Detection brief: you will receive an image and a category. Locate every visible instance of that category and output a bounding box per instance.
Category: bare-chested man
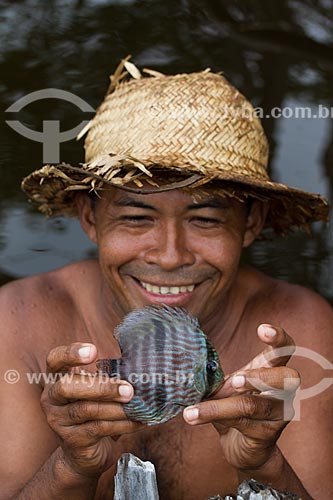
[1,60,332,500]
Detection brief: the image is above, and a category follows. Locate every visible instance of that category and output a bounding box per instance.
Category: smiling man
[79,187,258,319]
[1,60,332,500]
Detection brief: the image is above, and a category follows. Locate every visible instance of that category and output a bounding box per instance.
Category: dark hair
[245,196,254,215]
[89,191,98,211]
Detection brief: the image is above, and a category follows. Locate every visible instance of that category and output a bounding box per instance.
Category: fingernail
[232,375,245,388]
[78,346,91,359]
[263,326,276,338]
[119,385,132,398]
[185,407,199,421]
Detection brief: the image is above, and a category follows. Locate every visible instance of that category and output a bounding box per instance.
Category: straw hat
[22,57,329,235]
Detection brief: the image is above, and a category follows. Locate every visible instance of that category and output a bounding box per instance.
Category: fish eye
[206,360,218,374]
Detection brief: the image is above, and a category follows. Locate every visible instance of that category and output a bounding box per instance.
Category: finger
[47,373,134,405]
[211,326,296,400]
[46,343,97,374]
[42,400,136,432]
[215,417,285,441]
[62,419,144,446]
[184,394,287,425]
[231,367,301,394]
[245,325,295,370]
[63,401,128,425]
[209,374,236,399]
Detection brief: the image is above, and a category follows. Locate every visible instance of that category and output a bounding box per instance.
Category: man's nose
[144,220,195,270]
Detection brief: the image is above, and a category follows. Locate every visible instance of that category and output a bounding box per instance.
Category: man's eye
[191,217,221,226]
[120,215,152,223]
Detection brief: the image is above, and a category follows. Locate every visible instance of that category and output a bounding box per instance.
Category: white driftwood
[113,453,159,500]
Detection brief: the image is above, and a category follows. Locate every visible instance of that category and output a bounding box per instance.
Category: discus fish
[96,304,224,425]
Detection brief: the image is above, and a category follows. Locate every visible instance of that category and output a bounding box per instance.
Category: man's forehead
[102,184,235,207]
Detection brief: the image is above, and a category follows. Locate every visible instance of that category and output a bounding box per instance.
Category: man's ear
[243,200,270,248]
[76,193,98,244]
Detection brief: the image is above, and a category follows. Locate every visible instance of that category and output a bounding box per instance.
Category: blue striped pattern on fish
[97,305,224,425]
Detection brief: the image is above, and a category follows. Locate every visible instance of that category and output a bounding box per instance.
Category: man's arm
[184,289,333,499]
[0,283,141,499]
[277,289,333,497]
[1,339,139,499]
[13,447,98,500]
[184,324,313,498]
[0,283,59,497]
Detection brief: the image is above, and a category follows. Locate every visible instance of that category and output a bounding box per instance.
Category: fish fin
[114,304,201,352]
[153,304,201,330]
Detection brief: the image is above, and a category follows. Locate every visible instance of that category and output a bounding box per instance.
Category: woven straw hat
[22,57,329,235]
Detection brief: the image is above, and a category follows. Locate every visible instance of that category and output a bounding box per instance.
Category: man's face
[80,186,260,323]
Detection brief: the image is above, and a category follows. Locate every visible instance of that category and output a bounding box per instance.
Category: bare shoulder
[276,280,333,337]
[0,267,69,334]
[242,266,333,349]
[0,260,100,364]
[0,259,100,314]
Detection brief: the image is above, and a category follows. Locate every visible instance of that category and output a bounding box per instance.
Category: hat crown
[84,71,269,181]
[21,61,329,234]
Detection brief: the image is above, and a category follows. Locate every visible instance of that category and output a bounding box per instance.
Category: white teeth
[139,281,195,295]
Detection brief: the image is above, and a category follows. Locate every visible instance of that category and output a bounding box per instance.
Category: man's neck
[200,268,250,352]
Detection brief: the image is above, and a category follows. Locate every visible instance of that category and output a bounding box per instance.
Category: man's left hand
[183,324,300,472]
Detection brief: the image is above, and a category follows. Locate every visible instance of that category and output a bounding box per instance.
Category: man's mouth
[125,275,210,307]
[139,280,195,295]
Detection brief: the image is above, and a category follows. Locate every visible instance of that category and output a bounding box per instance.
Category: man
[1,59,332,500]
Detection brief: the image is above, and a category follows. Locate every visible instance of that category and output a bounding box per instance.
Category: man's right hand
[41,342,143,478]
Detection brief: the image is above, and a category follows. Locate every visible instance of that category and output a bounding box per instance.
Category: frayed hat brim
[21,159,329,236]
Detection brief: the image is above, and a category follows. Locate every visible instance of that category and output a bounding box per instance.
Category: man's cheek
[99,237,136,262]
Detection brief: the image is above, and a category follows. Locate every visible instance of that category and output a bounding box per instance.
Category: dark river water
[0,0,332,300]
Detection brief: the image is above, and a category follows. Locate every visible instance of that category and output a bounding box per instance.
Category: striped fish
[97,304,224,425]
